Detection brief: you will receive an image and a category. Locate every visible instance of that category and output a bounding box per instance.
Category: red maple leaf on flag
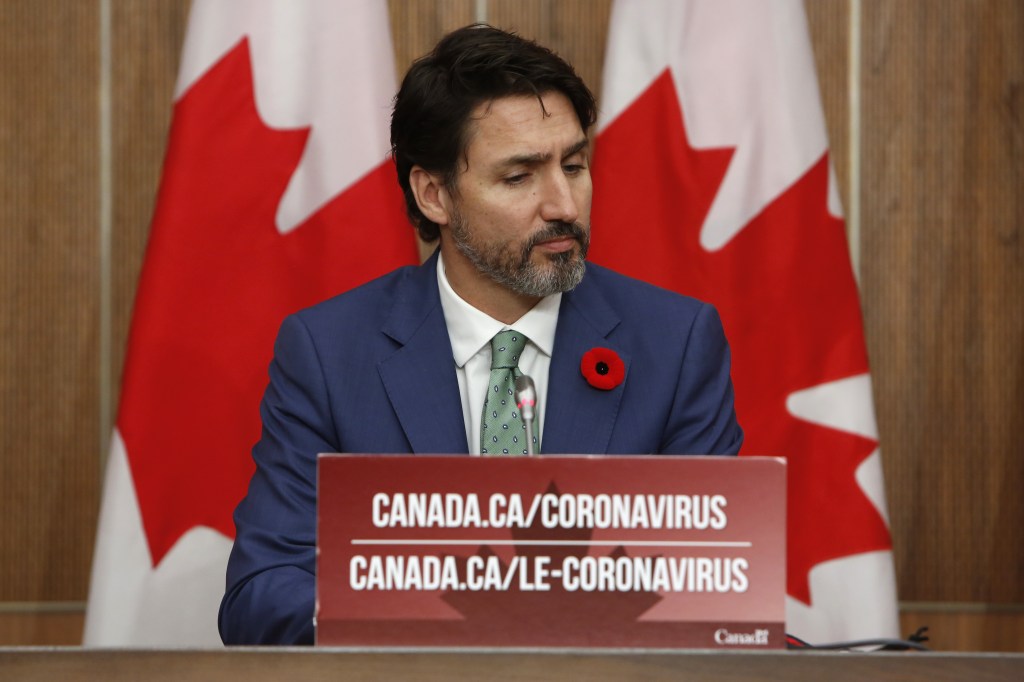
[590,69,891,604]
[118,39,418,566]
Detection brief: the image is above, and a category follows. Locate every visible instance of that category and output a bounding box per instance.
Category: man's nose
[539,172,580,225]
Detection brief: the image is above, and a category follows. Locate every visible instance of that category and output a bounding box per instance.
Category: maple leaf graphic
[118,39,418,566]
[439,482,662,646]
[589,69,891,604]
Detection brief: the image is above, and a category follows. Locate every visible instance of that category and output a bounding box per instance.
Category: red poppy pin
[580,347,625,390]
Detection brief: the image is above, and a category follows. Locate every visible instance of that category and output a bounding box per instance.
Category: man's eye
[504,174,529,185]
[563,164,585,175]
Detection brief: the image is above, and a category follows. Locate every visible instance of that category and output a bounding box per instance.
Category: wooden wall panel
[901,607,1024,652]
[805,0,851,221]
[388,0,476,79]
[0,1,101,602]
[0,610,85,646]
[860,0,1024,603]
[488,0,612,108]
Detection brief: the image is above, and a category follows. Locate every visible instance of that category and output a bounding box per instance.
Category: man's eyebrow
[562,138,589,159]
[496,138,590,169]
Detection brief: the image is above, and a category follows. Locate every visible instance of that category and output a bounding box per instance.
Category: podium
[316,455,786,649]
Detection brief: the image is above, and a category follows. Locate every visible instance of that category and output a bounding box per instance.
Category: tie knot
[490,329,527,370]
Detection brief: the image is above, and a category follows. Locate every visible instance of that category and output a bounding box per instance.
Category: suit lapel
[376,258,628,456]
[377,252,469,454]
[542,268,628,455]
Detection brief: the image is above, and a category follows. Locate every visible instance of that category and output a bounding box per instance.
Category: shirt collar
[437,252,560,368]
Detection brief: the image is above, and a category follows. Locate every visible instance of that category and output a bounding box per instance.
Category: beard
[449,211,590,298]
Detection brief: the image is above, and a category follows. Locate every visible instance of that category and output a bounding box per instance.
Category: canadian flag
[591,0,899,642]
[83,0,417,646]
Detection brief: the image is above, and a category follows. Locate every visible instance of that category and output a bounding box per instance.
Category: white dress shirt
[436,253,560,455]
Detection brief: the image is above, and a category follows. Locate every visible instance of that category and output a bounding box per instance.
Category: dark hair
[390,24,597,242]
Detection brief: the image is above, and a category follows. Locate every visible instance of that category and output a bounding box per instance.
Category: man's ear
[409,166,452,226]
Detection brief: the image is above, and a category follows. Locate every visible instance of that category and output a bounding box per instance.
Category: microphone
[514,374,538,456]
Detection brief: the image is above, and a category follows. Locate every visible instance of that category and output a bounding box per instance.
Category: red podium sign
[316,455,785,649]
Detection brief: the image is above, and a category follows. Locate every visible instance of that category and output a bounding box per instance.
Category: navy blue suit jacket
[219,251,742,644]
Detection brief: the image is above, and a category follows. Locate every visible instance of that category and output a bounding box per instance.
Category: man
[219,24,742,645]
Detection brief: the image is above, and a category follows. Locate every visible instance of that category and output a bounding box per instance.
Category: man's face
[442,91,592,299]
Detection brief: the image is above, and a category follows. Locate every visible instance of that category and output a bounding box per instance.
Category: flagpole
[848,0,863,285]
[98,0,114,475]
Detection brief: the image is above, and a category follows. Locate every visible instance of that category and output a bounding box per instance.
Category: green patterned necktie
[481,329,539,455]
